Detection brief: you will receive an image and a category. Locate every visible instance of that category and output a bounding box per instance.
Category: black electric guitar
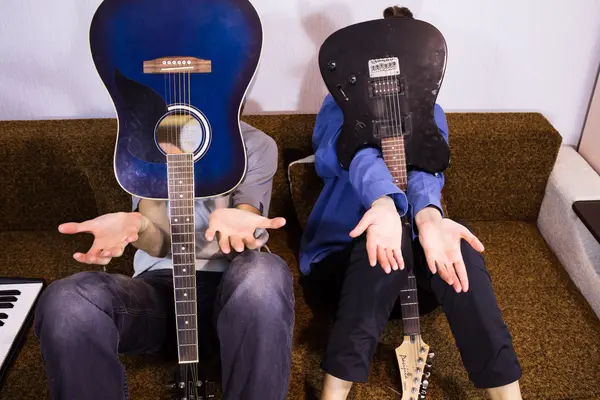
[319,16,446,399]
[318,17,450,172]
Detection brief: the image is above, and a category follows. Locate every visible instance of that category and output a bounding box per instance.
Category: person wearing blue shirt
[299,6,522,400]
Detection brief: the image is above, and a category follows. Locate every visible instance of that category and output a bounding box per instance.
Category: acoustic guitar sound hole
[156,109,208,158]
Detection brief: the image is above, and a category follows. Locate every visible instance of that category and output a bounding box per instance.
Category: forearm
[131,214,171,258]
[350,148,408,213]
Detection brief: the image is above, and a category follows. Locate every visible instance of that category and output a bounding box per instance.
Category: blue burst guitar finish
[90,1,262,398]
[90,0,263,199]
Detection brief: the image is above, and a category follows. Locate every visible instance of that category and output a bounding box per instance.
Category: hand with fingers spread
[58,212,147,265]
[416,208,485,293]
[205,208,286,254]
[349,196,404,274]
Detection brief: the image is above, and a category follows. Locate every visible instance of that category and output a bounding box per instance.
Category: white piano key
[0,282,43,368]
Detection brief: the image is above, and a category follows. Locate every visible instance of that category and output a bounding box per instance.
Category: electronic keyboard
[0,278,45,385]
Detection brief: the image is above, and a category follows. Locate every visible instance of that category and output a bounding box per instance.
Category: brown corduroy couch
[1,113,600,400]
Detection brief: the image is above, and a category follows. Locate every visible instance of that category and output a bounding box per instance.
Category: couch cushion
[0,121,99,231]
[0,112,561,227]
[2,224,600,400]
[0,230,134,282]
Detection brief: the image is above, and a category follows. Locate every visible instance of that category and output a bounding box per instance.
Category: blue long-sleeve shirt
[299,95,449,274]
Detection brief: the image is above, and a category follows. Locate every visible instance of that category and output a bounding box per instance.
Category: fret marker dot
[182,246,185,250]
[395,179,399,182]
[174,218,178,222]
[408,296,411,299]
[180,194,183,198]
[186,218,190,222]
[183,268,186,272]
[184,292,187,297]
[185,320,189,324]
[393,156,396,159]
[179,180,182,184]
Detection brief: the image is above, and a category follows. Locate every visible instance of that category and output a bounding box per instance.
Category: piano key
[0,296,18,302]
[0,321,3,327]
[0,282,43,373]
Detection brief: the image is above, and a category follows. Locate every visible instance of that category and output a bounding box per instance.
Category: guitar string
[186,64,199,387]
[188,64,200,392]
[388,59,424,389]
[385,67,424,387]
[185,62,199,388]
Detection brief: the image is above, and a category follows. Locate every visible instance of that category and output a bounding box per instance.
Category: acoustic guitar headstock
[395,335,434,400]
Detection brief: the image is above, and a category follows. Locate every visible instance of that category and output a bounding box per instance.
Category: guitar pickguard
[114,69,168,164]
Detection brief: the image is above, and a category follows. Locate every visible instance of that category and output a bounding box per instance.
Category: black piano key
[0,303,14,309]
[0,320,3,326]
[0,313,7,319]
[0,290,20,296]
[0,296,18,302]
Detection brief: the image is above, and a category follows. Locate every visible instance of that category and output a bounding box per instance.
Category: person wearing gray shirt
[33,122,295,400]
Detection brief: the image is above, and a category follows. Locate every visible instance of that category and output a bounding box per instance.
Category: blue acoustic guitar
[89,0,262,398]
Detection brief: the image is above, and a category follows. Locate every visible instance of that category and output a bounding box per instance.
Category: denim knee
[34,272,114,347]
[220,251,294,318]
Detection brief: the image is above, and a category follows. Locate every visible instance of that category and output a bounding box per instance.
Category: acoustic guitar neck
[166,153,199,364]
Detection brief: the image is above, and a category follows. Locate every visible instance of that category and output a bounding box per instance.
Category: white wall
[1,0,600,145]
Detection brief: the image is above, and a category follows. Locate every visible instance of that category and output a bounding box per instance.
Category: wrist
[371,195,395,209]
[415,206,442,228]
[136,213,150,233]
[236,203,261,216]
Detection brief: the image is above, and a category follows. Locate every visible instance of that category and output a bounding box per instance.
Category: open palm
[205,208,286,253]
[59,212,145,265]
[418,218,484,293]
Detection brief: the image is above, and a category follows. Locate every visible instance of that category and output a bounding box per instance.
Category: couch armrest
[538,146,600,319]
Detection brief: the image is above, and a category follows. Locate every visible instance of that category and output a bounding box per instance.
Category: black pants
[34,251,295,400]
[301,231,522,388]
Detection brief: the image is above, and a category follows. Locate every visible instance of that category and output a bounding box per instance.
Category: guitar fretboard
[381,136,420,336]
[167,153,198,363]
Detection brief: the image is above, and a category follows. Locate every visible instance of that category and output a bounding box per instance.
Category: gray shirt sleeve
[232,122,278,217]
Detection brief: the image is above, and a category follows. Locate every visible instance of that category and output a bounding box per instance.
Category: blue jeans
[34,251,295,400]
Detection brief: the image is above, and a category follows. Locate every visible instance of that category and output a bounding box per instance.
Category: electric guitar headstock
[395,335,434,400]
[170,364,217,400]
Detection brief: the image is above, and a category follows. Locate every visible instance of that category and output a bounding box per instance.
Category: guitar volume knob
[328,61,337,71]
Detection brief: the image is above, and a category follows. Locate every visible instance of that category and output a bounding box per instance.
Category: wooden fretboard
[167,153,199,363]
[381,136,420,336]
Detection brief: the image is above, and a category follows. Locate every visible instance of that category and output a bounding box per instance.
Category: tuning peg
[428,352,435,360]
[424,372,431,379]
[422,380,429,390]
